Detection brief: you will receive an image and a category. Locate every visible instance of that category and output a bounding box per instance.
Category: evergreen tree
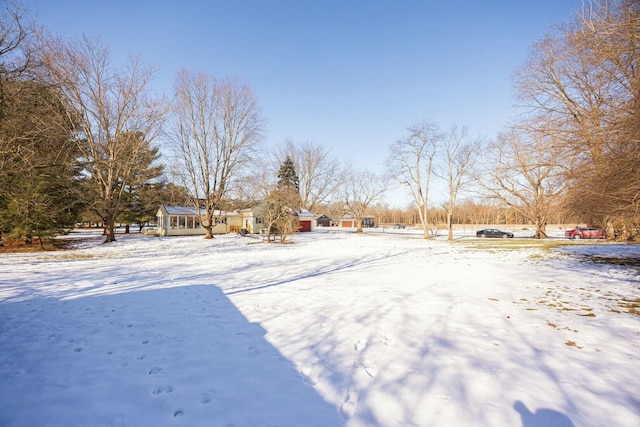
[115,138,164,233]
[277,155,300,192]
[276,155,302,209]
[0,80,84,244]
[265,156,303,242]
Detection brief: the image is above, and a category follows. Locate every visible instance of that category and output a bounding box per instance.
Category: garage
[298,220,312,232]
[296,209,315,232]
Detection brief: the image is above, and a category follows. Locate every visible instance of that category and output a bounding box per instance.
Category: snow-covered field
[1,230,638,427]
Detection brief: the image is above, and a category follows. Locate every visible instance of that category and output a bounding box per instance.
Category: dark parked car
[393,223,405,229]
[564,227,606,239]
[476,228,514,238]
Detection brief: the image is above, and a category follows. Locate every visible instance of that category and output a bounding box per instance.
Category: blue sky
[30,0,581,205]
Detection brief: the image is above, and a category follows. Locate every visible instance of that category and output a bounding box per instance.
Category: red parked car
[564,227,606,239]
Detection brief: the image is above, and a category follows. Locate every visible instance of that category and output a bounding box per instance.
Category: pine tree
[277,155,300,192]
[0,80,84,245]
[266,156,303,242]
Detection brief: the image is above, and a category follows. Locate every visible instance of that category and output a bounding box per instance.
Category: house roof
[296,209,315,218]
[160,205,239,216]
[164,205,200,215]
[338,214,374,220]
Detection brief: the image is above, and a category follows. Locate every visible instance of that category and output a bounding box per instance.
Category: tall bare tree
[1,0,36,171]
[341,169,386,233]
[36,34,165,242]
[273,139,348,212]
[515,0,639,236]
[0,1,35,110]
[388,121,443,239]
[170,70,265,238]
[476,128,567,238]
[435,125,480,240]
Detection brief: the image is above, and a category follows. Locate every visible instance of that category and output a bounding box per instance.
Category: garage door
[298,220,312,232]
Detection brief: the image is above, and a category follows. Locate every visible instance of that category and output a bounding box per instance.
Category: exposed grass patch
[455,238,571,252]
[565,340,583,349]
[578,254,640,268]
[619,297,640,315]
[0,238,79,253]
[56,254,97,260]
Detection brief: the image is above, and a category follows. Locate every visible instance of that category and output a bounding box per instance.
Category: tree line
[1,0,637,245]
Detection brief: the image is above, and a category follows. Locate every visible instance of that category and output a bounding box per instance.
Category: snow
[1,229,639,427]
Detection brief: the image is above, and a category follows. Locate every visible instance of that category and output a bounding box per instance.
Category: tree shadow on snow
[0,285,342,427]
[514,400,575,427]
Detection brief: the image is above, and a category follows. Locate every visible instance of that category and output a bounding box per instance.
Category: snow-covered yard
[1,230,638,426]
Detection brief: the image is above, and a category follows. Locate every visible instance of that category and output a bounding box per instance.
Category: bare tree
[35,35,165,242]
[263,189,300,243]
[515,0,640,236]
[476,128,567,238]
[261,155,302,243]
[273,139,348,212]
[435,125,480,240]
[0,1,35,103]
[388,121,443,239]
[170,70,265,238]
[341,169,386,233]
[0,0,36,172]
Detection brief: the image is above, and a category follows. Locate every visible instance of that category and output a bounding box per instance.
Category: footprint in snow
[199,388,229,405]
[148,367,163,376]
[355,358,378,378]
[200,393,213,405]
[151,385,174,395]
[354,338,367,352]
[339,388,359,419]
[381,335,395,346]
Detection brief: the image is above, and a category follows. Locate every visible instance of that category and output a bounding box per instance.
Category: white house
[156,205,243,236]
[155,203,316,237]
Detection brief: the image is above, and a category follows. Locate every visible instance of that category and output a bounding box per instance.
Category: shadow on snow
[0,285,342,427]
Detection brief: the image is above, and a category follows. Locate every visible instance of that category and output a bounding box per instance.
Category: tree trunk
[419,206,430,239]
[203,225,213,239]
[534,216,547,239]
[104,222,116,243]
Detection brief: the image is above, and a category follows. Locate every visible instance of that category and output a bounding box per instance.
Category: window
[170,216,178,228]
